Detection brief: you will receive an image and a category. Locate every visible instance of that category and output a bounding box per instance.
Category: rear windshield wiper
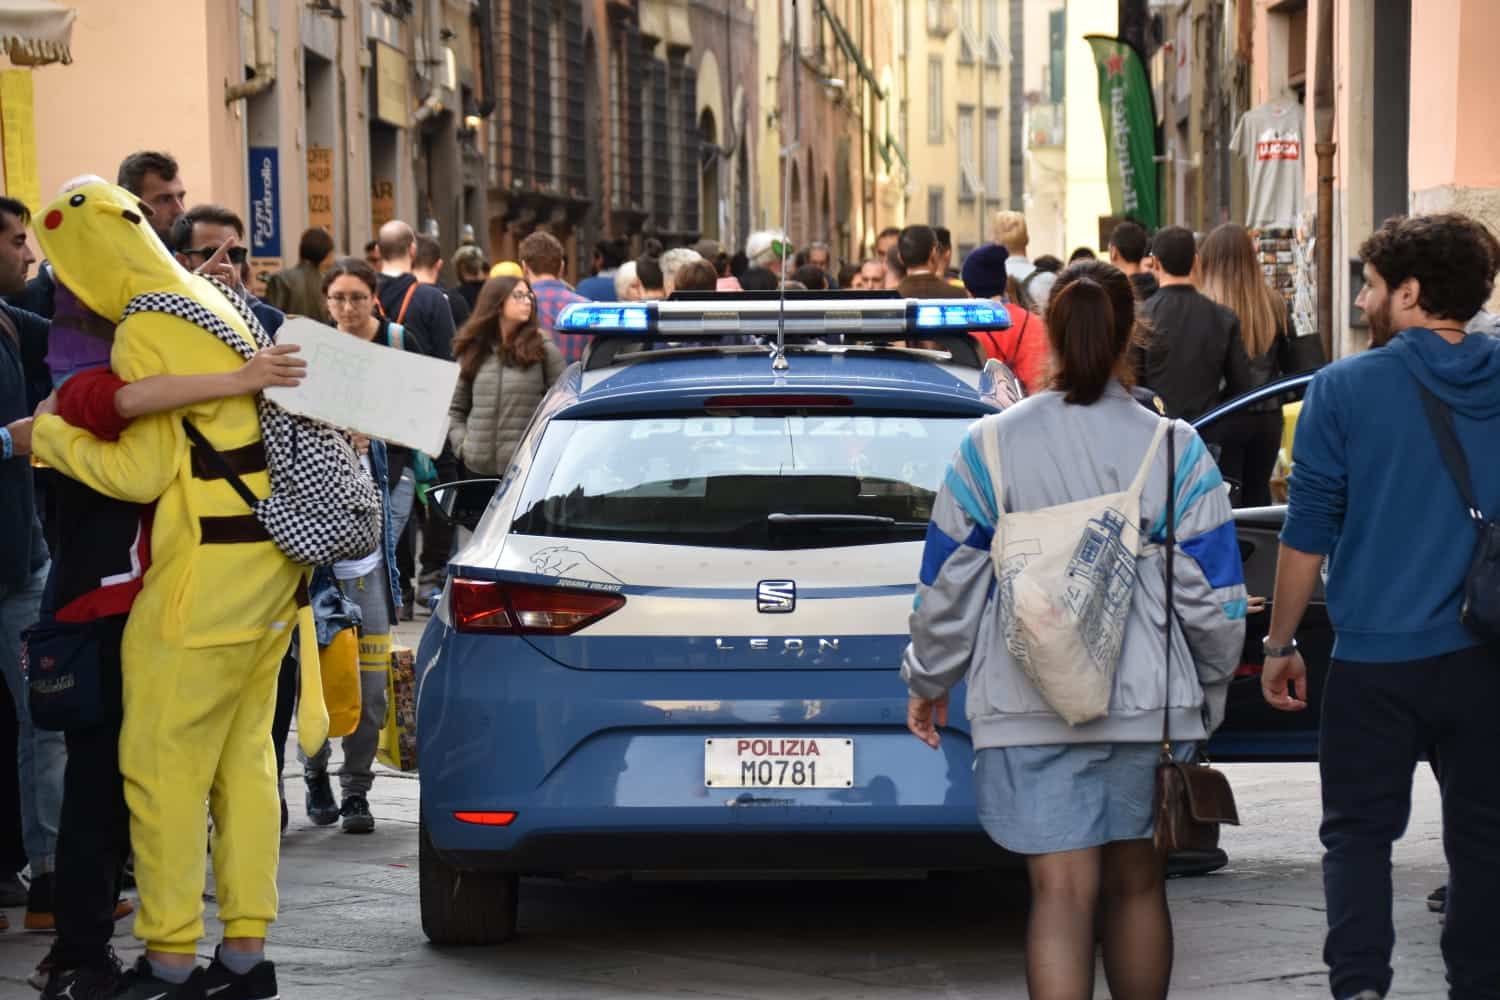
[767,513,926,528]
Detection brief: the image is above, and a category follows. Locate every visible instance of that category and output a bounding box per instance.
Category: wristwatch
[1262,636,1298,658]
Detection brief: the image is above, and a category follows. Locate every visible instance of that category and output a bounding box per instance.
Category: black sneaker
[1428,883,1448,914]
[280,797,288,834]
[305,771,339,826]
[340,794,375,834]
[40,950,123,999]
[113,957,204,999]
[200,947,279,1000]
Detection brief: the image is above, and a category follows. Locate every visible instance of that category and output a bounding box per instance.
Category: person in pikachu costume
[30,180,327,994]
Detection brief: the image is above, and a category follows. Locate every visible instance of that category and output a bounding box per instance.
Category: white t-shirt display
[1231,100,1304,229]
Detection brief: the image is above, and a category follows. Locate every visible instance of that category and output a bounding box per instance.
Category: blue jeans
[0,562,64,874]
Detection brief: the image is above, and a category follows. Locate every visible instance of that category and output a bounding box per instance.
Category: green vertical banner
[1086,35,1160,229]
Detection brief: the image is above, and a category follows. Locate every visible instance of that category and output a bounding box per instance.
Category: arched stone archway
[699,108,720,241]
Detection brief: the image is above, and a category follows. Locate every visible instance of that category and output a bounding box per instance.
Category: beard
[1366,298,1396,347]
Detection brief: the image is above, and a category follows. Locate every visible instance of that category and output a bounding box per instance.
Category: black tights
[1024,839,1172,1000]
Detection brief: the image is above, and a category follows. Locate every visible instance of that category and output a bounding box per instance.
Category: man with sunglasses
[169,206,284,338]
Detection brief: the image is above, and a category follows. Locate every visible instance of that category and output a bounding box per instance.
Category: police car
[413,293,1321,945]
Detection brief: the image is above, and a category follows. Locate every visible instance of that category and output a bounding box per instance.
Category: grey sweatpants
[302,561,391,796]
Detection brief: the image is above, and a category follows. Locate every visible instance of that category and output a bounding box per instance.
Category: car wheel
[419,818,519,946]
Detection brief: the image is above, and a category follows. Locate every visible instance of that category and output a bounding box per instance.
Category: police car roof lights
[555,296,1012,339]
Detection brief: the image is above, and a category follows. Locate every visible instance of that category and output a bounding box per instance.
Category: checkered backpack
[120,279,382,566]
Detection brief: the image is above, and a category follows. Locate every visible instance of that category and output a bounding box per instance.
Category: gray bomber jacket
[448,338,566,476]
[901,383,1247,749]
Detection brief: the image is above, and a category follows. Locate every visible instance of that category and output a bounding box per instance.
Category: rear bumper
[433,828,1015,874]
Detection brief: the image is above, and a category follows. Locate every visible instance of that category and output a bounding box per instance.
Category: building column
[1407,0,1500,309]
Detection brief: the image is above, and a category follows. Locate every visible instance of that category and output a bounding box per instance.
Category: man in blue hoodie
[1262,213,1500,1000]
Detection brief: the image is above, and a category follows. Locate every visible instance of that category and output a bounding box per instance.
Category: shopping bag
[320,626,362,738]
[377,645,418,771]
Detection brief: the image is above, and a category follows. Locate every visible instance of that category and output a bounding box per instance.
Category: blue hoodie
[1282,327,1500,662]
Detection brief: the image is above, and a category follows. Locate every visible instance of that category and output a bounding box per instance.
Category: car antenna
[772,0,800,373]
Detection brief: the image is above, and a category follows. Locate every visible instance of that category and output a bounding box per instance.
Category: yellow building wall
[1062,0,1115,257]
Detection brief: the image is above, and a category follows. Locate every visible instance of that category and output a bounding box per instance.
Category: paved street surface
[0,756,1452,999]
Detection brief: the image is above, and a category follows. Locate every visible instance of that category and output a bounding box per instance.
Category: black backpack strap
[182,418,260,510]
[1417,385,1485,526]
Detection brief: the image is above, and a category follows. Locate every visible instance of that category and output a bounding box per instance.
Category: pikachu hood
[34,180,245,329]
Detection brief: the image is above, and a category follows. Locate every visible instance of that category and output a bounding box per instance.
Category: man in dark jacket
[1135,226,1252,419]
[1108,220,1159,301]
[1263,213,1500,1000]
[263,227,333,324]
[375,221,457,361]
[0,196,61,932]
[896,226,970,299]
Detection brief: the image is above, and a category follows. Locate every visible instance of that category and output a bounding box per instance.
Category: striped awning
[0,0,75,67]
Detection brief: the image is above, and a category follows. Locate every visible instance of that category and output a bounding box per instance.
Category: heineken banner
[1086,35,1160,229]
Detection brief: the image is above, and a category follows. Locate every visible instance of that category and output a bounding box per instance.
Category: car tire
[419,818,519,946]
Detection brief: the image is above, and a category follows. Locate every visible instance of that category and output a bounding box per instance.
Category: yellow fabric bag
[376,645,418,771]
[320,627,362,739]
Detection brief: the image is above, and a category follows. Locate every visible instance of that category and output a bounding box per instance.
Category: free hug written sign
[264,318,460,457]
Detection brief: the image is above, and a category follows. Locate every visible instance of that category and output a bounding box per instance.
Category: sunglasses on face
[185,246,249,265]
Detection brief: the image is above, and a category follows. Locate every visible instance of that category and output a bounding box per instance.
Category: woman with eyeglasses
[448,275,565,478]
[292,257,420,834]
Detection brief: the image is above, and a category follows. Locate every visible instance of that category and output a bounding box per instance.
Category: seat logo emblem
[757,580,796,613]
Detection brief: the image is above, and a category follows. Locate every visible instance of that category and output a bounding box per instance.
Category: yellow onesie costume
[31,182,316,953]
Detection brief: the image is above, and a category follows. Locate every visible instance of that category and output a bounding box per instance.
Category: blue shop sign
[248,146,281,259]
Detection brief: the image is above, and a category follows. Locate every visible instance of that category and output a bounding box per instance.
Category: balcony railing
[1027,102,1064,148]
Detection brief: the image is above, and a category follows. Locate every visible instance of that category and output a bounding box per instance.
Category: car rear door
[1193,374,1323,761]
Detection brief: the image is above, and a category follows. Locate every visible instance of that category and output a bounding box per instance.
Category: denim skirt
[974,742,1188,855]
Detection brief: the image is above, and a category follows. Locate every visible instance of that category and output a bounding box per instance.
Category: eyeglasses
[327,293,372,308]
[185,246,249,264]
[508,290,534,302]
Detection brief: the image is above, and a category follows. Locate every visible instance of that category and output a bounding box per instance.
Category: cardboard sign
[264,317,460,456]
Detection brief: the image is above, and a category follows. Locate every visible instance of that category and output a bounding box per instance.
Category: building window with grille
[927,56,943,143]
[927,185,945,227]
[959,0,977,63]
[957,105,976,200]
[983,108,1002,196]
[983,0,1003,66]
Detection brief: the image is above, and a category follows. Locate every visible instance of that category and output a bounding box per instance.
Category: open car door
[1191,373,1323,761]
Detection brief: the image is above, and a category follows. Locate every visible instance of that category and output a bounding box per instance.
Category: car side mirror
[426,478,500,531]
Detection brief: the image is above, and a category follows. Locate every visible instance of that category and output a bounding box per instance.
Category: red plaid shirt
[531,278,590,363]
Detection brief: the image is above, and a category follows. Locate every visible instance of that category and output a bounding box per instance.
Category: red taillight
[454,810,517,826]
[450,579,625,635]
[703,394,853,408]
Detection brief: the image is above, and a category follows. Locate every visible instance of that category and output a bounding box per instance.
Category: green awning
[816,0,882,98]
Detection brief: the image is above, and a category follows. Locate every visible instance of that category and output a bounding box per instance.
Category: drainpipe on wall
[226,0,276,104]
[1313,0,1335,360]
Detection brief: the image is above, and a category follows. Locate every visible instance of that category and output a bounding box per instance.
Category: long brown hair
[1199,223,1284,357]
[1044,260,1138,405]
[452,276,544,380]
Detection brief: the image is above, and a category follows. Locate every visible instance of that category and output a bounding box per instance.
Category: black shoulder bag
[1417,385,1500,642]
[1153,421,1242,854]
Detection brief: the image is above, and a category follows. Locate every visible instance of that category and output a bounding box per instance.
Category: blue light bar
[556,303,653,332]
[914,301,1011,330]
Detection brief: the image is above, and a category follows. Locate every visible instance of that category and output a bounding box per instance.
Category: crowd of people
[3,143,1499,1000]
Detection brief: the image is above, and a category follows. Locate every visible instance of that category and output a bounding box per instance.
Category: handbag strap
[1127,418,1172,501]
[1417,384,1485,529]
[1161,420,1177,761]
[980,416,1003,527]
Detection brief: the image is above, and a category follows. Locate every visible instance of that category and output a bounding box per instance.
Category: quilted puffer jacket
[448,338,566,475]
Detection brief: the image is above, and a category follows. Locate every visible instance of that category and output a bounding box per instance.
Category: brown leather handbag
[1153,422,1241,854]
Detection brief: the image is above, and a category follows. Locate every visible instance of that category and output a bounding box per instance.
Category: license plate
[704,737,854,788]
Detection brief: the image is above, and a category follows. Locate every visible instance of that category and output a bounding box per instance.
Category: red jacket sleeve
[56,368,131,441]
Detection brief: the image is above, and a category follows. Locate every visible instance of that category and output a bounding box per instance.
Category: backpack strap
[181,417,259,510]
[120,286,263,362]
[1018,269,1043,311]
[1417,384,1485,527]
[395,282,418,325]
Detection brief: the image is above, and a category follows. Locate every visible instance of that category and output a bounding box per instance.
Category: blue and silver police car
[413,294,1321,945]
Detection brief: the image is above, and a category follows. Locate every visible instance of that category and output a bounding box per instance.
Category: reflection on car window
[511,415,974,549]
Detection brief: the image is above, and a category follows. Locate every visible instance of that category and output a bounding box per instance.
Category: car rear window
[510,414,977,549]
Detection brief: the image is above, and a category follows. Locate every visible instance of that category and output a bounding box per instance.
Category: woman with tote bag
[903,260,1247,1000]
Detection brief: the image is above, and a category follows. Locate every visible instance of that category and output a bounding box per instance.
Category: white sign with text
[264,317,460,456]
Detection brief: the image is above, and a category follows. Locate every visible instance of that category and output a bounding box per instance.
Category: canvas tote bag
[981,416,1170,725]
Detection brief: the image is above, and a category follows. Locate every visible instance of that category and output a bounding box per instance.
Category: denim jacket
[308,439,402,643]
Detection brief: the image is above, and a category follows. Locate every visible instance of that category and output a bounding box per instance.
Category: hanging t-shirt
[1232,100,1304,228]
